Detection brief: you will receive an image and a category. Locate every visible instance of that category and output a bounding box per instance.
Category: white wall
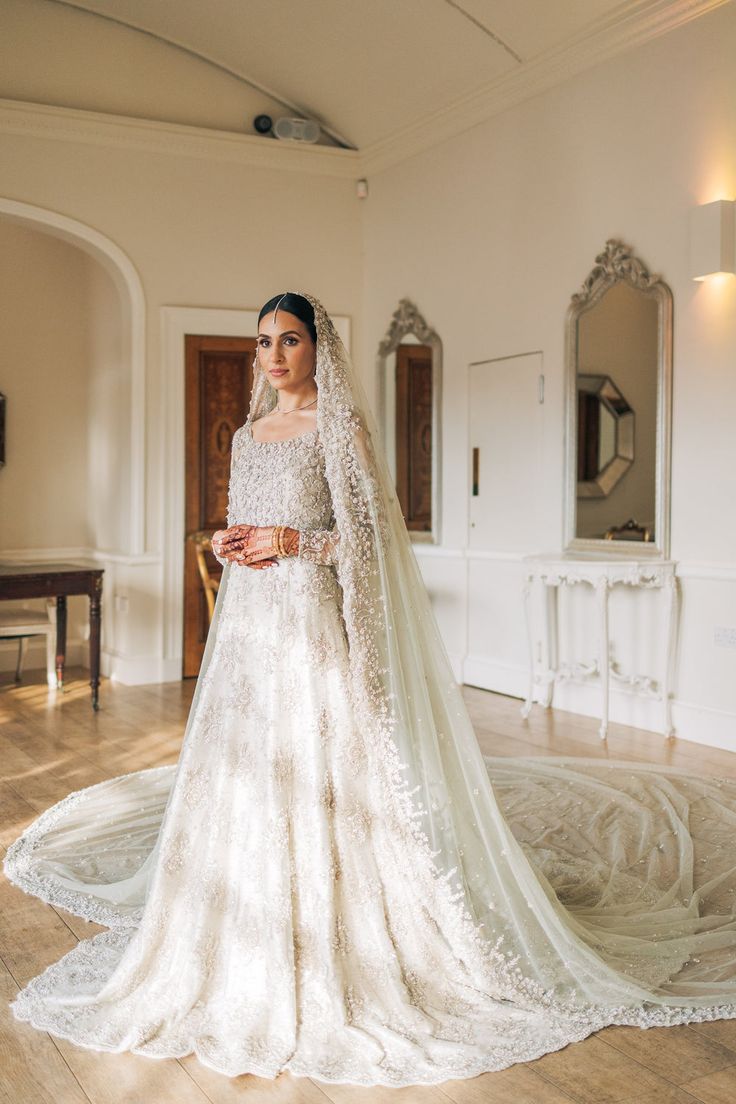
[0,222,93,549]
[0,60,362,684]
[359,2,736,747]
[0,221,130,670]
[86,251,131,555]
[1,0,734,750]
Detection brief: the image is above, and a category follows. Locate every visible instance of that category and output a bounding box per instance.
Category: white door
[465,353,544,695]
[468,353,544,552]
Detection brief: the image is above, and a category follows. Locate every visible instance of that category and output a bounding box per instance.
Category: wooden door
[395,344,433,532]
[183,335,255,677]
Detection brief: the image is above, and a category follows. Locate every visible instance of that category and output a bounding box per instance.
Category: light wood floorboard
[2,668,736,1103]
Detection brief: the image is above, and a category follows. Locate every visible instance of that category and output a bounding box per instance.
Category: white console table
[520,553,678,740]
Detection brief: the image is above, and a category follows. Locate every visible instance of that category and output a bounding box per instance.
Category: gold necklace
[271,395,318,416]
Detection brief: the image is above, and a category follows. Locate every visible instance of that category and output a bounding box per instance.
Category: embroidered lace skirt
[7,558,736,1085]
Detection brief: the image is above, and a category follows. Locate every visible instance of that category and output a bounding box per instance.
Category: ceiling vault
[23,0,732,161]
[442,0,524,64]
[48,0,356,148]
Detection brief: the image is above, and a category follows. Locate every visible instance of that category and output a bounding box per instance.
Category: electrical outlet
[114,594,129,614]
[714,626,736,649]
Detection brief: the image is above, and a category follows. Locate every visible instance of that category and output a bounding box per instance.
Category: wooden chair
[603,518,653,542]
[0,599,57,685]
[190,531,220,624]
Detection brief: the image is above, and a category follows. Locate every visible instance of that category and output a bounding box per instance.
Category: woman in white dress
[6,291,736,1087]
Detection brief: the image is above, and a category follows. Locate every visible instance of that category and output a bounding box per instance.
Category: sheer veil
[7,291,736,1037]
[240,292,736,1020]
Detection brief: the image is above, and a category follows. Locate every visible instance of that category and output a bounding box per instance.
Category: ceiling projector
[253,114,321,143]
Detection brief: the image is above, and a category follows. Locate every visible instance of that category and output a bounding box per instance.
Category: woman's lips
[270,369,288,377]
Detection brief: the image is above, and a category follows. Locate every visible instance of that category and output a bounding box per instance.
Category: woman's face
[256,309,316,391]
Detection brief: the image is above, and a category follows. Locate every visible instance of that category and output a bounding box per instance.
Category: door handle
[472,447,479,496]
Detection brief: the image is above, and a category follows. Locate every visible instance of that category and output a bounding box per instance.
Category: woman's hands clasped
[211,524,300,569]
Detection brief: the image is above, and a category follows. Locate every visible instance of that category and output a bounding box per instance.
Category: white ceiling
[51,0,711,154]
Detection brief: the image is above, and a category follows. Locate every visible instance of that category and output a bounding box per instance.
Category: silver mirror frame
[377,298,442,544]
[564,239,673,558]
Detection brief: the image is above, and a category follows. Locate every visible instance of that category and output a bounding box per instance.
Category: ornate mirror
[564,240,673,557]
[377,299,442,544]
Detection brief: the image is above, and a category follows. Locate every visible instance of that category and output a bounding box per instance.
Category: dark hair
[258,292,317,344]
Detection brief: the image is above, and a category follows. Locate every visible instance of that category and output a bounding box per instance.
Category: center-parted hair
[258,292,317,344]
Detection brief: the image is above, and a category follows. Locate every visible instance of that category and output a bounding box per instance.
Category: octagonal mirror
[577,374,634,498]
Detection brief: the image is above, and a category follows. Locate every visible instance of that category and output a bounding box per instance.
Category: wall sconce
[689,199,735,280]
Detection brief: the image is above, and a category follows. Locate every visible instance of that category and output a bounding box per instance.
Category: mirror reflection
[569,249,666,543]
[377,299,442,544]
[383,338,433,533]
[577,373,634,495]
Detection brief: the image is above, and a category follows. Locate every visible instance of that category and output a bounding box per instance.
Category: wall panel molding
[0,99,359,178]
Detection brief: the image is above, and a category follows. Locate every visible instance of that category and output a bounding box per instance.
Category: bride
[6,290,736,1087]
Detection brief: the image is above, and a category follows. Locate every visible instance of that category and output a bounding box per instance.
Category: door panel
[468,353,543,553]
[466,353,544,695]
[183,335,255,677]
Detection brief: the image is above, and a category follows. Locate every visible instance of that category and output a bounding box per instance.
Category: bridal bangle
[272,525,289,558]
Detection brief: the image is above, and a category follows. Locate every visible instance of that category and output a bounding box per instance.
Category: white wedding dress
[7,415,736,1087]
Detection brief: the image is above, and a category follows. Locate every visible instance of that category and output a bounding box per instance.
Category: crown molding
[0,98,360,178]
[361,0,731,174]
[0,0,728,179]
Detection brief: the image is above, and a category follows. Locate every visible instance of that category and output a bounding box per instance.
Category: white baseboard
[102,651,182,685]
[670,699,736,753]
[0,636,86,673]
[443,650,465,684]
[6,637,734,753]
[463,655,527,699]
[460,652,736,751]
[0,638,182,688]
[551,679,669,735]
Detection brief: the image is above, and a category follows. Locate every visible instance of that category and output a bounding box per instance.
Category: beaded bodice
[226,421,335,532]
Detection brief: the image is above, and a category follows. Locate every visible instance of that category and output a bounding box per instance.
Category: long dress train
[6,421,736,1087]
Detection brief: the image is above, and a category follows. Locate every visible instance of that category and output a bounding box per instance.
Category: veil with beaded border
[8,291,736,1042]
[224,291,736,1021]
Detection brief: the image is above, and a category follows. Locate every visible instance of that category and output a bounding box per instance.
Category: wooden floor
[3,669,736,1104]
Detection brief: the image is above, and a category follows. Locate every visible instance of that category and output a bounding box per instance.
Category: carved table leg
[55,595,67,689]
[521,572,535,719]
[596,576,610,740]
[662,574,678,739]
[543,582,558,708]
[89,582,102,711]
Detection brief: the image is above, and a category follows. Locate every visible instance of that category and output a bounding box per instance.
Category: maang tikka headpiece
[272,292,288,324]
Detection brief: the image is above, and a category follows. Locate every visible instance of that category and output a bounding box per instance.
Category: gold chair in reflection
[603,518,653,542]
[190,531,220,624]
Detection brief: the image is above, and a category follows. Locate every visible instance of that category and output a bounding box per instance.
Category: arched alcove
[0,197,146,555]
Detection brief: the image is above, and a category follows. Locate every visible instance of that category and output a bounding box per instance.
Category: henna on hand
[212,525,277,569]
[212,524,300,568]
[283,528,300,556]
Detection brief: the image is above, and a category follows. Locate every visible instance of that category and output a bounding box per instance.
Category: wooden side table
[0,562,104,709]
